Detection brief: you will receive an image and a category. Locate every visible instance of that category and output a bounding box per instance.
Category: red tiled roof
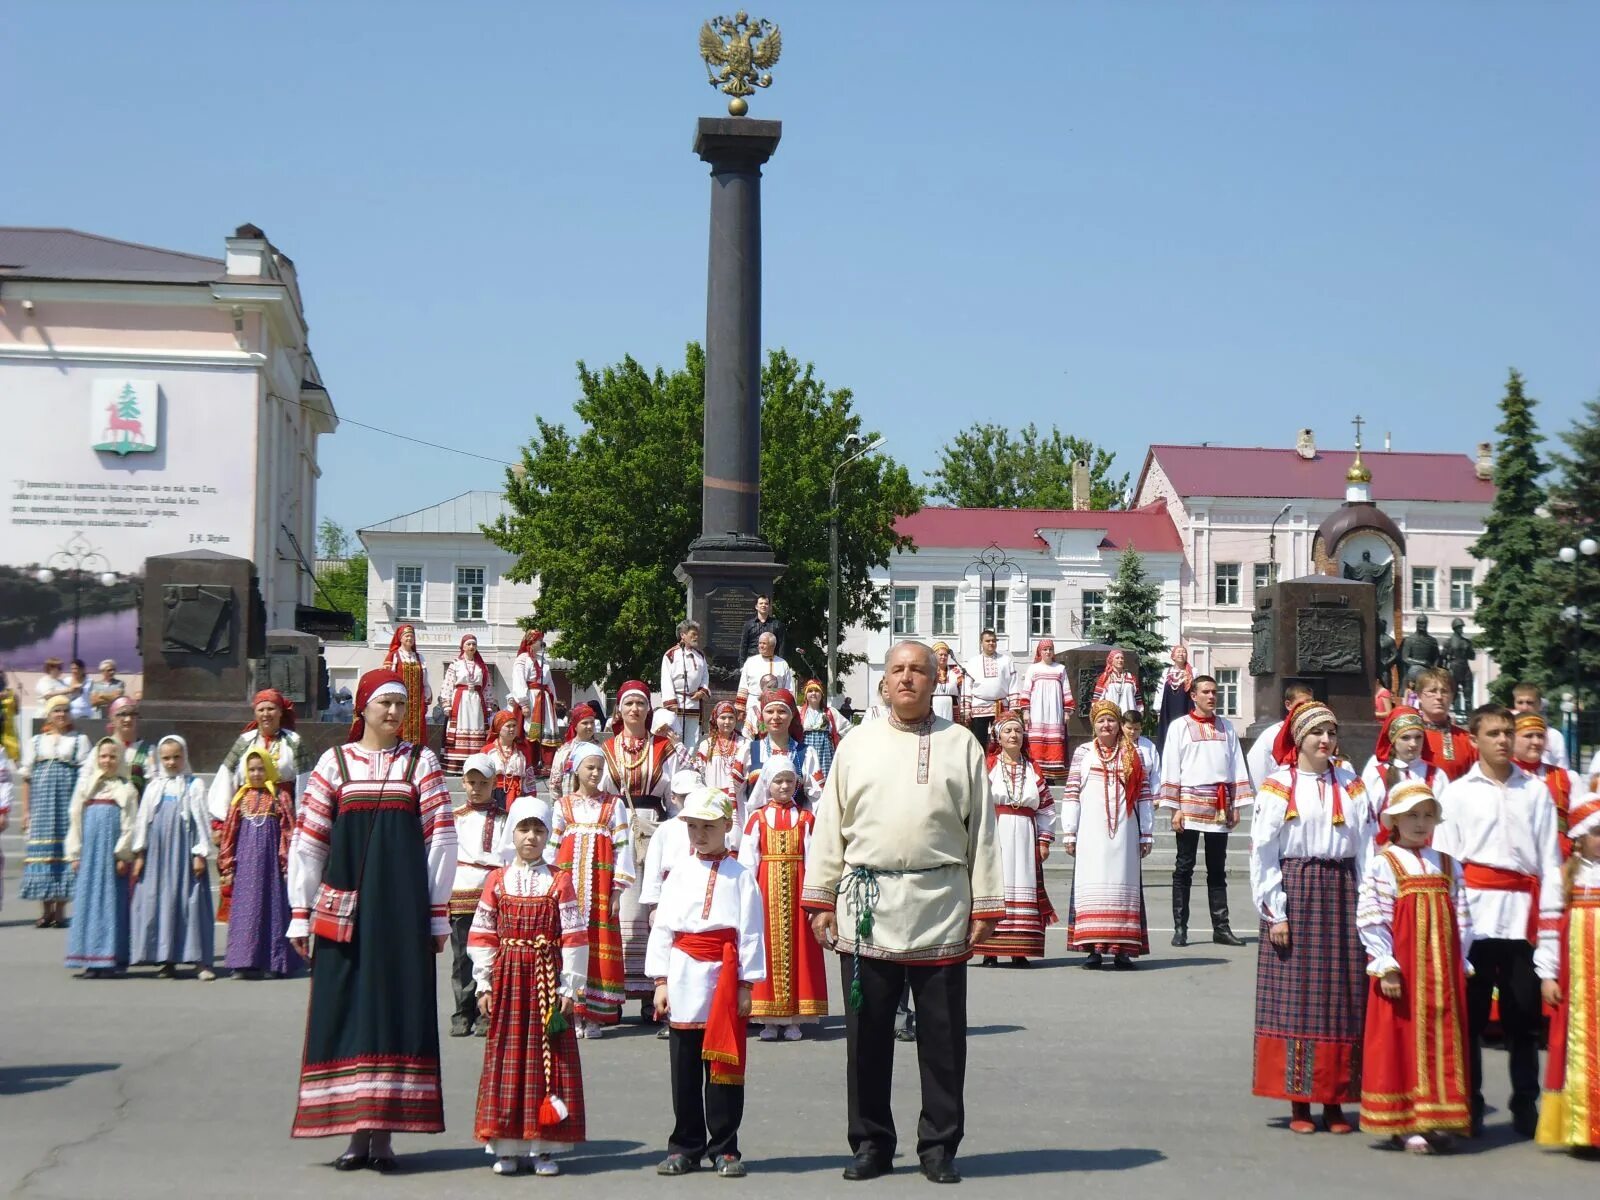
[1139,445,1494,504]
[895,502,1182,553]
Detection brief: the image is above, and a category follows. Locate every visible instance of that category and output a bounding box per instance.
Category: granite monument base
[676,546,786,690]
[1059,644,1146,742]
[1248,575,1381,770]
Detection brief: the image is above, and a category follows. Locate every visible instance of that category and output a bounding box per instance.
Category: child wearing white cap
[468,795,587,1176]
[647,787,765,1178]
[449,753,509,1036]
[1356,779,1473,1152]
[1537,792,1600,1151]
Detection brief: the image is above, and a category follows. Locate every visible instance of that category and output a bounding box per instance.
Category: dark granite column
[677,117,786,685]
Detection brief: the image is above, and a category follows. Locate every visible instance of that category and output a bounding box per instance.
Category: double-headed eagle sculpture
[699,12,781,116]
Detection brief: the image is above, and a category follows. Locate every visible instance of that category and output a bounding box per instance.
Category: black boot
[1171,884,1189,947]
[1209,881,1245,946]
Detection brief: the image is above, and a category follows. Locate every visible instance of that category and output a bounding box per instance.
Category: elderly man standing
[803,641,1003,1185]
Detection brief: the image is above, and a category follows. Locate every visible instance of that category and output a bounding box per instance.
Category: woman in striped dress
[19,696,90,927]
[286,669,456,1172]
[1061,701,1152,969]
[798,679,848,780]
[974,709,1057,965]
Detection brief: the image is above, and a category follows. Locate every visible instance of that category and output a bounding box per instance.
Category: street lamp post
[827,434,886,698]
[965,543,1022,642]
[1557,536,1599,762]
[1268,503,1292,583]
[35,532,117,662]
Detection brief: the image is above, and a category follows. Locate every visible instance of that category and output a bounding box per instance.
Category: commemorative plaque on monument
[1248,576,1381,769]
[1060,644,1145,741]
[675,14,787,685]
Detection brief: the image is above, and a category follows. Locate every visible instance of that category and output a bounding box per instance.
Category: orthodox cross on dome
[1351,413,1365,452]
[1346,413,1372,487]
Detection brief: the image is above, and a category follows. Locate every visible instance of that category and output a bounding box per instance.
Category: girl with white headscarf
[64,736,138,976]
[129,735,215,979]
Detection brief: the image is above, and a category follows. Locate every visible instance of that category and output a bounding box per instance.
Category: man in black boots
[1157,676,1253,948]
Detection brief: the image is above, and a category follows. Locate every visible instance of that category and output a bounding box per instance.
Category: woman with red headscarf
[692,701,747,807]
[550,702,601,796]
[286,668,456,1170]
[1249,701,1376,1135]
[1155,645,1194,748]
[482,709,538,804]
[441,635,494,775]
[381,624,431,747]
[1091,649,1141,716]
[740,688,824,812]
[599,681,678,1012]
[512,630,559,775]
[1359,706,1445,840]
[206,689,313,827]
[1020,639,1073,781]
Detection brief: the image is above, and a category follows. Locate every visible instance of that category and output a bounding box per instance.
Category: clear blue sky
[5,1,1596,535]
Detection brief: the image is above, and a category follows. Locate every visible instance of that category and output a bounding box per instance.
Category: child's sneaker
[492,1156,520,1175]
[715,1155,747,1178]
[585,1021,604,1039]
[532,1154,560,1176]
[782,1025,802,1041]
[759,1025,779,1042]
[657,1153,699,1175]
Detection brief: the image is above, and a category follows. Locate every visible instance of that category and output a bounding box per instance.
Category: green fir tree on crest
[117,383,140,421]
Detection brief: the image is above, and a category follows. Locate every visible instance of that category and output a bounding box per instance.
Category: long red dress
[737,801,828,1023]
[1358,849,1471,1137]
[469,864,587,1149]
[1537,881,1600,1147]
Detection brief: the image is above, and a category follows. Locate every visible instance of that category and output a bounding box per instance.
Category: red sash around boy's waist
[1462,863,1539,943]
[673,928,746,1085]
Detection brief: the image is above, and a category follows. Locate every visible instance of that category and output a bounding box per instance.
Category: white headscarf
[498,795,554,857]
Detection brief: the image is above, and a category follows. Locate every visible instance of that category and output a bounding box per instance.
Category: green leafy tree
[315,554,369,641]
[117,383,139,420]
[1524,393,1600,711]
[487,344,922,689]
[927,423,1128,510]
[1088,545,1167,716]
[318,517,351,560]
[1469,370,1554,702]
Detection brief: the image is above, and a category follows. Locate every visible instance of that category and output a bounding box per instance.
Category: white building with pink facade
[0,224,337,678]
[1134,430,1496,728]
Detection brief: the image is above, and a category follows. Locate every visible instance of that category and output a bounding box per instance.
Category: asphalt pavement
[1,825,1592,1199]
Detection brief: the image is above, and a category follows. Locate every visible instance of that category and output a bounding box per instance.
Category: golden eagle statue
[699,11,781,115]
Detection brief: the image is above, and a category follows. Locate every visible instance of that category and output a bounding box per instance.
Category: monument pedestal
[1059,645,1146,741]
[1248,576,1380,769]
[676,551,786,689]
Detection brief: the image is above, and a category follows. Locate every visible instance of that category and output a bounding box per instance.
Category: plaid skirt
[1251,857,1365,1104]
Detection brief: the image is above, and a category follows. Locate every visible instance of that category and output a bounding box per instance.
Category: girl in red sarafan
[469,795,587,1177]
[738,755,828,1040]
[1356,780,1473,1153]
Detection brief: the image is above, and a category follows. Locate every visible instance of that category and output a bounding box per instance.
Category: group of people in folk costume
[377,624,561,778]
[10,691,303,982]
[1241,685,1600,1157]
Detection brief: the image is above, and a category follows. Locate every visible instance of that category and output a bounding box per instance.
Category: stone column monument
[676,14,786,685]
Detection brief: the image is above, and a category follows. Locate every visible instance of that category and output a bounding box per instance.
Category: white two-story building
[842,503,1185,709]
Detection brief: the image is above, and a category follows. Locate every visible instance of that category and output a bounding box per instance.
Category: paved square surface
[1,832,1589,1199]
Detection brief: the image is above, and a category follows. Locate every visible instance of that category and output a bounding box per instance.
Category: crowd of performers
[8,614,1600,1173]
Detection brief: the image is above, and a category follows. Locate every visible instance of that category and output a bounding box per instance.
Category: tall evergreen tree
[1525,394,1600,710]
[1088,545,1167,713]
[1468,369,1554,701]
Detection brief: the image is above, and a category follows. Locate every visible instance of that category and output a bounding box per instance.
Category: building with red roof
[1134,430,1496,728]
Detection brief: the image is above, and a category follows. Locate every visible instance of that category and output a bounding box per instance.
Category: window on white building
[1450,568,1474,611]
[1215,668,1240,717]
[1029,589,1054,637]
[455,566,486,621]
[394,564,423,620]
[1411,567,1436,611]
[1081,589,1105,634]
[982,586,1007,635]
[1253,562,1277,593]
[932,587,957,637]
[892,586,918,636]
[1215,562,1241,606]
